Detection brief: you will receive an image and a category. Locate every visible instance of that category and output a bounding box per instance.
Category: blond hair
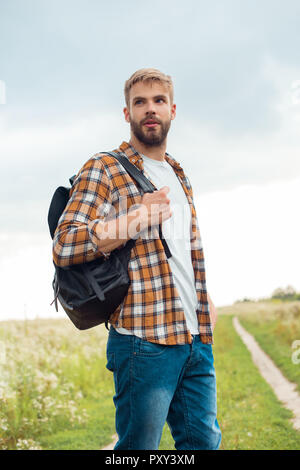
[124,68,174,107]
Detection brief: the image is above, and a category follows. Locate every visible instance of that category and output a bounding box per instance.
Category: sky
[0,0,299,320]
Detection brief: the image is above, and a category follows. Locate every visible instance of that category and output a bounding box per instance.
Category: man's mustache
[141,116,162,125]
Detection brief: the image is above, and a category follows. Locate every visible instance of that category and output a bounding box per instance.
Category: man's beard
[130,116,171,147]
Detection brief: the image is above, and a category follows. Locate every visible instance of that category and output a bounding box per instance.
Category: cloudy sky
[0,0,299,320]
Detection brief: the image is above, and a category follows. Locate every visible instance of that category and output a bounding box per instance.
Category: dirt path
[233,316,300,431]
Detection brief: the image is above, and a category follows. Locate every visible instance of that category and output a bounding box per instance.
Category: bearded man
[53,68,222,450]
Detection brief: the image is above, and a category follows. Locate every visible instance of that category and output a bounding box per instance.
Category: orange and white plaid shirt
[53,141,213,345]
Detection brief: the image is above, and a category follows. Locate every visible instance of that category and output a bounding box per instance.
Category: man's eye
[134,100,143,105]
[156,98,165,103]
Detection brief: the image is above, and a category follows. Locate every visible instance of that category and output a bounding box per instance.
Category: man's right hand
[95,186,172,254]
[140,186,172,228]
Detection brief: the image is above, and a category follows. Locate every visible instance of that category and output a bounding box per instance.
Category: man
[53,68,222,450]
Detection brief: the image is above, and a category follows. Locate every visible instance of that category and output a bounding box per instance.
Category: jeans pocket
[106,352,115,372]
[137,340,167,357]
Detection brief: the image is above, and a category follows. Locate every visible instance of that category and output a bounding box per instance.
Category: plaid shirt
[53,141,212,345]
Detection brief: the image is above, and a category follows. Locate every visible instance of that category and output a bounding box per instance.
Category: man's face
[124,81,176,146]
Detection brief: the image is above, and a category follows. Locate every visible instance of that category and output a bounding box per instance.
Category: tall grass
[0,319,111,450]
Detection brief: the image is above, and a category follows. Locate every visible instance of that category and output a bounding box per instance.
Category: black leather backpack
[48,152,171,330]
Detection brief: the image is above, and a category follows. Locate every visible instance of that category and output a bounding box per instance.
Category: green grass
[1,309,299,450]
[39,395,115,450]
[0,319,116,450]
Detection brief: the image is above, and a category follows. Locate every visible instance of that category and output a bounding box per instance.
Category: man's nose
[145,101,156,114]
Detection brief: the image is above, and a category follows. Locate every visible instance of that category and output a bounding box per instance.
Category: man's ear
[123,107,130,123]
[171,103,176,120]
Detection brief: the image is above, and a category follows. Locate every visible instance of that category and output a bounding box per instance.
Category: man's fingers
[158,186,170,195]
[156,186,170,204]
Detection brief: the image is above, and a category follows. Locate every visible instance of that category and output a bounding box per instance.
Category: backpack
[48,152,171,330]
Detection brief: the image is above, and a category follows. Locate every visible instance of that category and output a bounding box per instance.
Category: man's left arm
[207,293,218,332]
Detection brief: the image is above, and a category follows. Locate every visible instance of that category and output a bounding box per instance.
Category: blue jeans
[106,327,222,450]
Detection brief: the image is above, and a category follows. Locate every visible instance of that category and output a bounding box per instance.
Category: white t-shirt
[116,153,199,336]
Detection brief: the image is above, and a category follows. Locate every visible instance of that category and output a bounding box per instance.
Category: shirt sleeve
[52,156,113,267]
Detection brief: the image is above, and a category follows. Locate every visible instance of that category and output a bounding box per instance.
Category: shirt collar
[118,141,184,175]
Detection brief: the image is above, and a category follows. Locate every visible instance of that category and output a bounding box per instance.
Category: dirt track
[233,316,300,431]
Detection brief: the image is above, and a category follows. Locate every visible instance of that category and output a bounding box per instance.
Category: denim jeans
[106,327,222,450]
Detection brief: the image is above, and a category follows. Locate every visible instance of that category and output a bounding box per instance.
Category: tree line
[236,285,300,303]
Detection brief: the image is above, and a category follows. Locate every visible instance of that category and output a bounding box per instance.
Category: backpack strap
[104,152,172,259]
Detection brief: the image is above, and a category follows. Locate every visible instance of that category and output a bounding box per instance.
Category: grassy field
[0,300,299,450]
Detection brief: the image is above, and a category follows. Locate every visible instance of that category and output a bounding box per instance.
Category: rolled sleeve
[52,156,113,267]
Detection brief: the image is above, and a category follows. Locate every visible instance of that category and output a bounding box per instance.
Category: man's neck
[129,135,167,162]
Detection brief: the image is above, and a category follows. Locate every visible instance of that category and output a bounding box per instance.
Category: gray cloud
[1,0,299,133]
[1,0,300,234]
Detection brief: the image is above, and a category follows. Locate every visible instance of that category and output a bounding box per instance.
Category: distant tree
[235,286,300,304]
[272,285,298,300]
[285,285,297,297]
[272,287,286,299]
[234,297,254,303]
